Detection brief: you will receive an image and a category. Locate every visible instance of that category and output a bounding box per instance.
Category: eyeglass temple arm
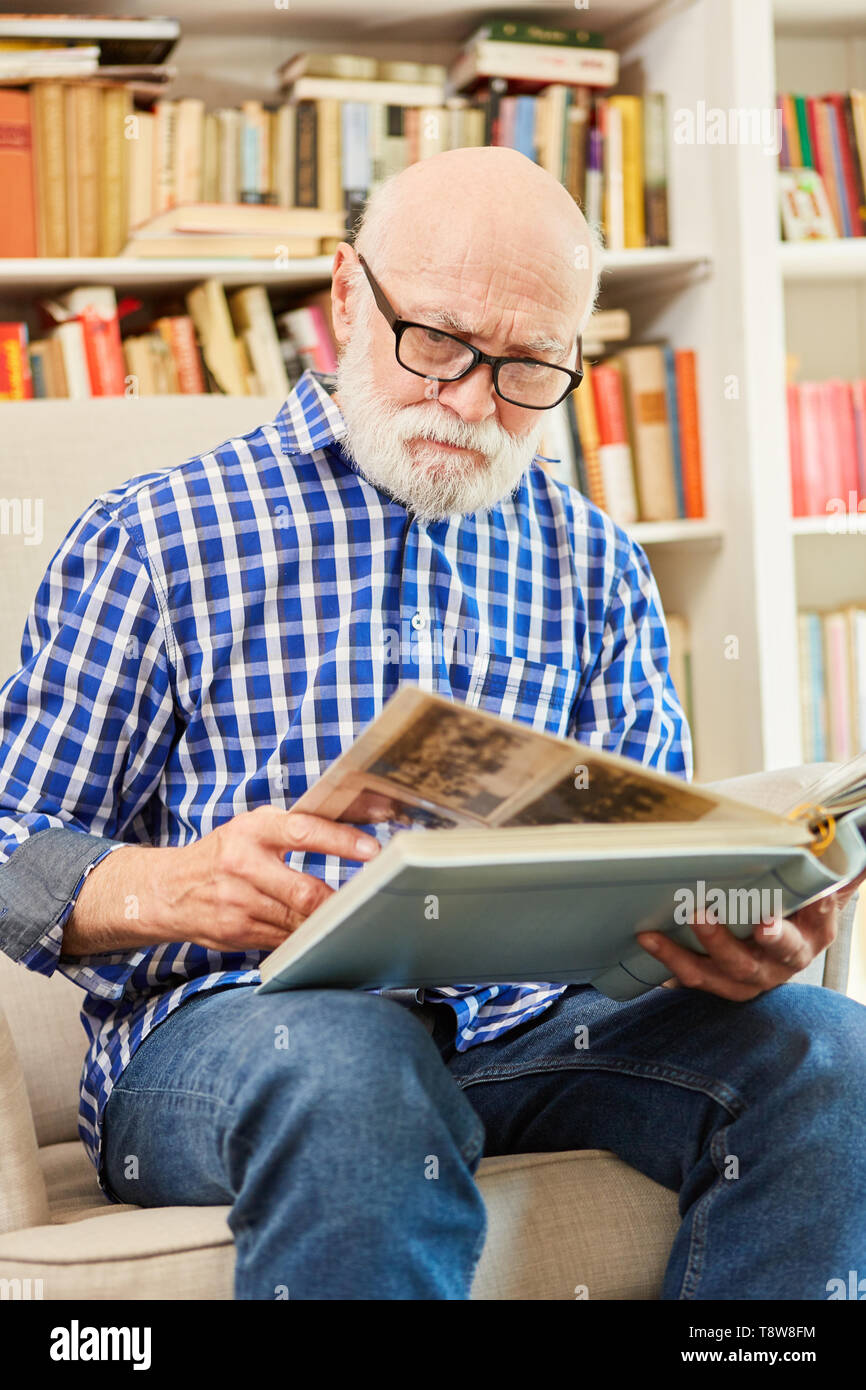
[356,254,397,326]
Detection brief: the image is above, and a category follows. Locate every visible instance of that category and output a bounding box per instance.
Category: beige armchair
[0,405,856,1298]
[0,759,855,1301]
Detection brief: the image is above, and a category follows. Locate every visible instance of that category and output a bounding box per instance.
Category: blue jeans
[102,981,866,1300]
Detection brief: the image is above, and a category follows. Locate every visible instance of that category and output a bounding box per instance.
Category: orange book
[589,360,640,524]
[571,357,607,511]
[675,349,705,518]
[155,316,206,393]
[0,89,37,257]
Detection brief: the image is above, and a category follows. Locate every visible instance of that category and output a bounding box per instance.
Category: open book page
[783,749,866,820]
[291,685,786,833]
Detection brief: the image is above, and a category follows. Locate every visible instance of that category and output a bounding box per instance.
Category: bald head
[353,146,599,340]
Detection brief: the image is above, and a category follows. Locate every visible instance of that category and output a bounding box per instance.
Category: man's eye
[422,328,450,345]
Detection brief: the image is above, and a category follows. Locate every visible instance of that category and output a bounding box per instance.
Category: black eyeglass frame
[356,254,583,410]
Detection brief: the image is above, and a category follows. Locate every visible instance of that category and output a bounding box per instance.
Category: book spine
[643,93,669,247]
[850,378,866,500]
[674,349,705,519]
[0,88,37,256]
[798,382,827,514]
[787,383,807,516]
[662,344,686,517]
[820,99,849,235]
[33,82,67,257]
[794,94,814,167]
[482,21,604,48]
[573,357,608,511]
[616,348,678,521]
[591,361,642,523]
[294,100,318,207]
[0,322,33,399]
[840,93,866,234]
[827,93,864,236]
[609,95,644,248]
[77,306,126,396]
[100,86,131,256]
[160,316,206,393]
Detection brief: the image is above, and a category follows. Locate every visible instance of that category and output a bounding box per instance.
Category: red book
[590,361,630,445]
[850,379,866,501]
[818,381,845,506]
[0,90,37,257]
[787,384,806,516]
[156,315,206,393]
[62,288,126,396]
[674,349,705,519]
[830,380,860,502]
[798,382,828,514]
[826,93,866,236]
[0,322,33,399]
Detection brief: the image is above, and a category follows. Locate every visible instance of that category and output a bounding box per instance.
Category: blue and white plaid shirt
[0,370,691,1191]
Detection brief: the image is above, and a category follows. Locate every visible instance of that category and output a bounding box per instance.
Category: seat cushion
[0,1140,679,1300]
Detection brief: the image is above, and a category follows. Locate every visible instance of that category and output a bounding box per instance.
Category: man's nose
[435,363,498,423]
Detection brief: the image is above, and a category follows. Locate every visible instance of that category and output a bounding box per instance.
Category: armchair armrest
[0,1003,50,1236]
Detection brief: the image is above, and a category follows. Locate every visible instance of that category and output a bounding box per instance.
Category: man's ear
[330,242,359,348]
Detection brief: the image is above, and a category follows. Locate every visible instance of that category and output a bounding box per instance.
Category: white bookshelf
[1,0,857,784]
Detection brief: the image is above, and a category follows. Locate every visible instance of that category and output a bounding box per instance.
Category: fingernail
[356,837,380,858]
[641,934,660,951]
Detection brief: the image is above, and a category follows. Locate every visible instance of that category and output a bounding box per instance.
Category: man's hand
[63,807,381,958]
[637,869,866,1001]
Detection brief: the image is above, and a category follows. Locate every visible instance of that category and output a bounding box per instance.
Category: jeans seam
[453,1055,746,1119]
[678,1124,733,1300]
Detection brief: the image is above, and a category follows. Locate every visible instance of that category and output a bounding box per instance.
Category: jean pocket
[468,651,580,738]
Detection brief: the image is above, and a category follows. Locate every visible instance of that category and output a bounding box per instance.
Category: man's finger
[248,807,381,861]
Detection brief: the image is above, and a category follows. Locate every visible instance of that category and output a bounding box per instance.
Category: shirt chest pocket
[466,651,581,740]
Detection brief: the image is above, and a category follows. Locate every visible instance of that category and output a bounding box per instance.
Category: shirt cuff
[0,827,126,965]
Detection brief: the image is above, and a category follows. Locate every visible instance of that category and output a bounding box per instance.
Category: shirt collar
[276,369,348,457]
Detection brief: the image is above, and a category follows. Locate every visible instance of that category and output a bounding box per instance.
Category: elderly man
[0,147,864,1301]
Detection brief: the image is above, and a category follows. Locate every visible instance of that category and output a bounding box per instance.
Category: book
[153,316,206,394]
[32,81,66,257]
[0,322,33,399]
[589,360,641,523]
[283,76,446,107]
[0,15,180,65]
[186,279,248,397]
[674,349,705,519]
[0,88,37,256]
[612,344,678,521]
[473,21,604,49]
[65,83,100,257]
[99,84,131,257]
[448,38,619,95]
[228,286,291,398]
[256,686,866,1001]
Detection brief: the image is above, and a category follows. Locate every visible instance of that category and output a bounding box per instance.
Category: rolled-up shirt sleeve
[572,532,694,780]
[0,498,177,991]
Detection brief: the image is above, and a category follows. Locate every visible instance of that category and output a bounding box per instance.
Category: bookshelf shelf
[0,256,336,295]
[0,249,712,298]
[779,240,866,281]
[628,519,723,547]
[791,516,866,536]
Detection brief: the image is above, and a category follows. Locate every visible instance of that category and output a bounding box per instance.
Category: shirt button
[411,612,426,631]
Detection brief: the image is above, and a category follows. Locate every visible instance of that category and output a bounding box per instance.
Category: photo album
[259,687,866,1000]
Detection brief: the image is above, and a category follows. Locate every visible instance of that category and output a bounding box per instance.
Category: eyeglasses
[357,254,583,410]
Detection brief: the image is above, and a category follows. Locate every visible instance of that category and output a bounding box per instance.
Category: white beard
[335,308,546,522]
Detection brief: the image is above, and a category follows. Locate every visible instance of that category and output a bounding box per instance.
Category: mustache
[382,400,521,453]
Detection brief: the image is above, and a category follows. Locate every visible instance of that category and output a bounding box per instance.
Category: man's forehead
[397,265,580,356]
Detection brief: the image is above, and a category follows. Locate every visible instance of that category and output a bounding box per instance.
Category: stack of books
[0,13,178,257]
[778,89,866,239]
[787,378,866,516]
[537,335,705,525]
[0,283,337,400]
[0,14,672,259]
[799,607,866,762]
